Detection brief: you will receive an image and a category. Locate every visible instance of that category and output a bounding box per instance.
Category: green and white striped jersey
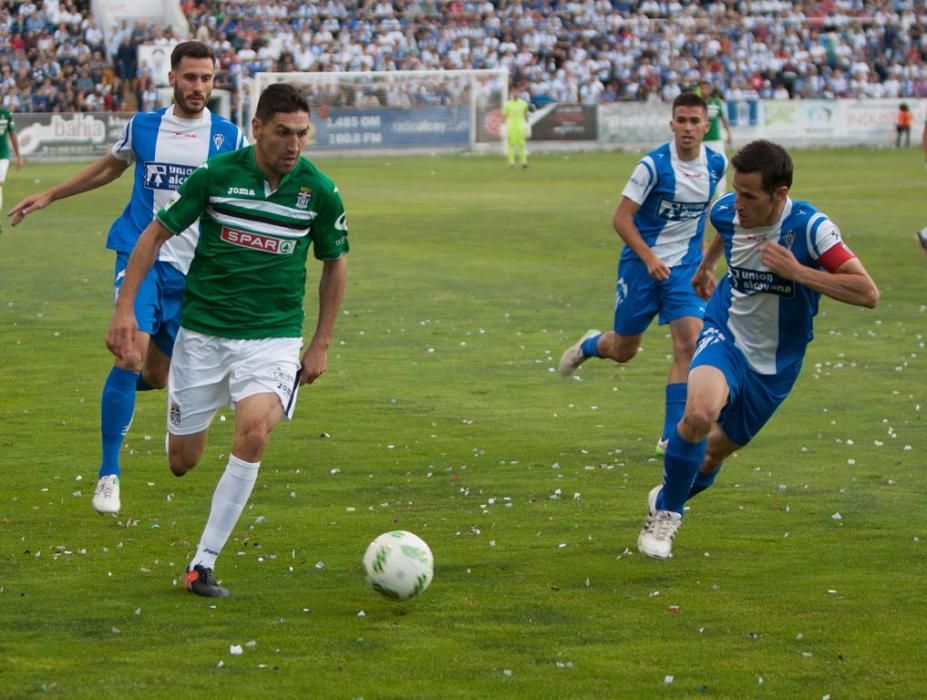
[157,146,349,339]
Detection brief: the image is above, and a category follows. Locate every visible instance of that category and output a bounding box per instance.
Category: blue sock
[136,374,154,391]
[100,367,139,478]
[662,383,687,441]
[659,425,706,515]
[580,333,602,358]
[688,466,721,500]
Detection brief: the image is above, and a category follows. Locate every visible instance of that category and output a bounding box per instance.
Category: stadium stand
[2,0,926,117]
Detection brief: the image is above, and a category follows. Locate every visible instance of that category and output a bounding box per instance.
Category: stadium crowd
[2,0,926,115]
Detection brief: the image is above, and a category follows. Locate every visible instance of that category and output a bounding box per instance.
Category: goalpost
[246,69,509,155]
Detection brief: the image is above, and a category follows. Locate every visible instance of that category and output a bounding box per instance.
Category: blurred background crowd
[1,0,924,116]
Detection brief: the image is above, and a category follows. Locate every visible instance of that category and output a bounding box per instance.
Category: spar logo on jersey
[657,198,708,221]
[144,162,196,190]
[220,226,296,254]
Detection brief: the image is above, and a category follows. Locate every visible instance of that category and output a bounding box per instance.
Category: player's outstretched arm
[8,153,129,226]
[300,255,348,386]
[106,220,173,364]
[762,243,879,309]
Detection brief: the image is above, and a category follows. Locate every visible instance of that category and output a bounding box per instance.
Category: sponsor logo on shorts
[169,402,182,427]
[143,162,196,190]
[694,327,725,358]
[220,226,296,254]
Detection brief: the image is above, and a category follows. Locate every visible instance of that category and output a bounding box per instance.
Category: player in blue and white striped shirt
[8,42,246,516]
[638,140,879,560]
[560,91,727,455]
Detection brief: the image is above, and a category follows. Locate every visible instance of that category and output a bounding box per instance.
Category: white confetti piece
[831,512,842,520]
[230,645,243,655]
[664,675,674,684]
[357,610,366,617]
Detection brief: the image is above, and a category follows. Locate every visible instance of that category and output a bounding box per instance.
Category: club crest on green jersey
[296,186,312,209]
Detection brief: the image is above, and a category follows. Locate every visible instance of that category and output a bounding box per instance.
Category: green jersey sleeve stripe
[209,196,316,221]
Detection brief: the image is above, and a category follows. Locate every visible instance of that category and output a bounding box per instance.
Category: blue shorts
[690,325,801,446]
[114,252,185,357]
[613,259,706,336]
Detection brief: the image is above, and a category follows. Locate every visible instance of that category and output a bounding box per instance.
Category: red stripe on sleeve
[818,242,855,273]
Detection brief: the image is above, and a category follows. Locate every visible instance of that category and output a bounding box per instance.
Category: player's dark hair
[255,83,311,121]
[170,41,215,70]
[731,140,794,193]
[672,91,707,115]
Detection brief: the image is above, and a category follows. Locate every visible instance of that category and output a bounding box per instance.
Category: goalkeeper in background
[502,83,530,169]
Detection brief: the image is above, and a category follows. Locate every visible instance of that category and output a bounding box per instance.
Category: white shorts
[0,159,9,182]
[167,327,303,435]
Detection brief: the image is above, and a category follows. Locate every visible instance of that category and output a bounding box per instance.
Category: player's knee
[115,355,144,373]
[168,440,202,476]
[234,424,272,462]
[679,410,713,442]
[144,370,168,390]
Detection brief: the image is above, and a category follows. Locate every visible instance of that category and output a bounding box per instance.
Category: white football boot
[558,329,600,376]
[92,475,121,515]
[638,485,681,559]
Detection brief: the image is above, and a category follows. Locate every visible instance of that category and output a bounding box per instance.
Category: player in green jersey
[107,83,349,598]
[0,107,24,228]
[698,80,733,194]
[502,83,530,168]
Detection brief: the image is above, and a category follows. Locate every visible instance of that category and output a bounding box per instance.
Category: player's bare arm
[762,243,879,309]
[106,220,174,362]
[613,197,670,280]
[300,255,348,386]
[8,153,130,226]
[692,233,724,300]
[10,131,22,169]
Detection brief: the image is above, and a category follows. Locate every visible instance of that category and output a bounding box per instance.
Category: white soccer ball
[363,530,434,601]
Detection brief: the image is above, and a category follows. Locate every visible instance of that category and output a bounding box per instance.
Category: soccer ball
[363,530,434,601]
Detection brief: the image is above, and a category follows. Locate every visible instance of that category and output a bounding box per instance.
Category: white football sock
[190,454,259,571]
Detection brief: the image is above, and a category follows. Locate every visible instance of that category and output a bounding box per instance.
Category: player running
[559,92,727,456]
[638,140,879,560]
[106,83,349,598]
[8,41,246,515]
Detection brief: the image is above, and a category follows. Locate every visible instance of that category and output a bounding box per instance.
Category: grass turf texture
[0,149,924,699]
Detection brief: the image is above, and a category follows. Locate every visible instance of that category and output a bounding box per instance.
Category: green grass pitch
[0,148,925,698]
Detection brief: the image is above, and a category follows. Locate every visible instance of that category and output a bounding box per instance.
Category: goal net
[247,69,508,155]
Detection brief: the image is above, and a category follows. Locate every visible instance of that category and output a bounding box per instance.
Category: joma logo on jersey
[657,198,708,221]
[143,162,195,190]
[220,226,296,254]
[228,186,256,196]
